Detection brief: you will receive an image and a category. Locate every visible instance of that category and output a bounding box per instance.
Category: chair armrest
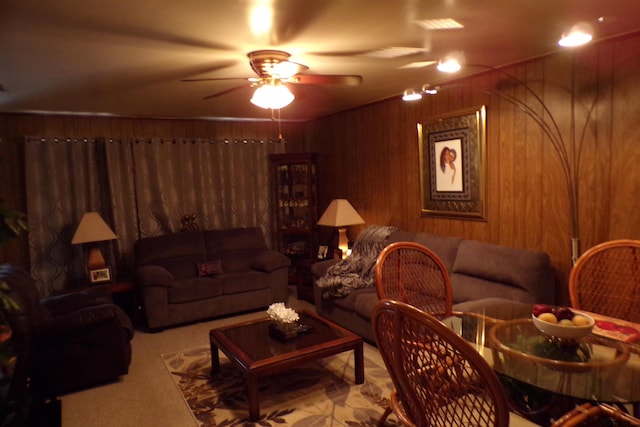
[310,259,340,279]
[42,304,134,339]
[135,265,175,288]
[251,250,291,273]
[42,287,113,316]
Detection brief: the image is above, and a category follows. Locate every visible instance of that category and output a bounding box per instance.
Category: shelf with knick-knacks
[270,152,318,264]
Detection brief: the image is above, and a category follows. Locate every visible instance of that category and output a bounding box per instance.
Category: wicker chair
[374,241,455,426]
[551,403,640,427]
[375,241,453,317]
[372,300,511,427]
[569,239,640,323]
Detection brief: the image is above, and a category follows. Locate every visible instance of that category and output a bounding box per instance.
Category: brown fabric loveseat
[134,227,290,330]
[312,229,556,342]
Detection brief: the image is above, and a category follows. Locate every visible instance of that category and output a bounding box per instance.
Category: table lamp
[71,211,117,270]
[317,199,365,258]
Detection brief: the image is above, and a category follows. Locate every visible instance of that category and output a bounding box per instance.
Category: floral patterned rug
[161,343,400,427]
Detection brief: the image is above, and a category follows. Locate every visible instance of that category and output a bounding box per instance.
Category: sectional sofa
[312,229,556,342]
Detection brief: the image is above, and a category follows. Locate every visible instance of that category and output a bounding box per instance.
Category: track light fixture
[402,89,422,101]
[558,22,593,47]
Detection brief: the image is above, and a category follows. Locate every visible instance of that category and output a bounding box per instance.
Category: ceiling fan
[182,50,363,109]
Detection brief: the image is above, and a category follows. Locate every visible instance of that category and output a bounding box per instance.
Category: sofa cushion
[203,228,267,272]
[412,234,463,272]
[333,287,378,319]
[168,278,222,304]
[218,271,271,295]
[450,273,535,304]
[135,231,207,280]
[386,231,463,272]
[452,240,553,298]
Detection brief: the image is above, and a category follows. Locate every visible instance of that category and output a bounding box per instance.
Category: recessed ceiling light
[414,18,464,30]
[362,47,427,58]
[398,61,437,69]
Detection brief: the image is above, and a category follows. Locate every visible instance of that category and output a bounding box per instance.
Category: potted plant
[0,199,27,427]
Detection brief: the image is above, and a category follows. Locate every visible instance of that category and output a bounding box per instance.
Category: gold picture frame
[418,105,487,220]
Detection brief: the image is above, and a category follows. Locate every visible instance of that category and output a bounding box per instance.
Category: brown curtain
[25,136,283,295]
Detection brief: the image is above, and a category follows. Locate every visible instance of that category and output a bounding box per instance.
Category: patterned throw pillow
[196,260,224,277]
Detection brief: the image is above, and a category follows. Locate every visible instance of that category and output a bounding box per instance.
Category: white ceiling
[2,0,639,122]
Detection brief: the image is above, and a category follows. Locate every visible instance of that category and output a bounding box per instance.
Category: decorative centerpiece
[267,302,300,341]
[531,304,594,341]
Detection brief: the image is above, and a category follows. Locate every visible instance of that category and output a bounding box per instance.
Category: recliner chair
[0,264,134,398]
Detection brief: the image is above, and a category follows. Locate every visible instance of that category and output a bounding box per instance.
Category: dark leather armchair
[0,264,134,398]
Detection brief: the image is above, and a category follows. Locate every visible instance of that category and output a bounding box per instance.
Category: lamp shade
[317,199,365,227]
[72,212,117,271]
[71,212,117,244]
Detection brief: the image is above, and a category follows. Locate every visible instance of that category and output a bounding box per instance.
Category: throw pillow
[196,260,224,277]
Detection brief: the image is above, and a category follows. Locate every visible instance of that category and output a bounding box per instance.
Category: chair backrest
[569,239,640,323]
[372,299,510,427]
[551,402,640,427]
[375,241,453,317]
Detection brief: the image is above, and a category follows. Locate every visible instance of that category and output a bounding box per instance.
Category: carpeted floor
[162,343,400,427]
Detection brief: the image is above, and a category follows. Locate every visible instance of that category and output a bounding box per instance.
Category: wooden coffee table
[209,309,364,421]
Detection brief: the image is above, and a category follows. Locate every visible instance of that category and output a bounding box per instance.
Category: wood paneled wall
[307,33,640,304]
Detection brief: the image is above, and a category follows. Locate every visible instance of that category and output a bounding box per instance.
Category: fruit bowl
[531,312,594,340]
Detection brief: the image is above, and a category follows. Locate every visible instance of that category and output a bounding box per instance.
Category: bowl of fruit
[531,304,594,340]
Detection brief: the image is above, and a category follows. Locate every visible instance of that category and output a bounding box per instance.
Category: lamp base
[86,246,106,270]
[338,227,349,259]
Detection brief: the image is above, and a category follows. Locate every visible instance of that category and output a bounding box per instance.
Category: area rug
[161,343,401,427]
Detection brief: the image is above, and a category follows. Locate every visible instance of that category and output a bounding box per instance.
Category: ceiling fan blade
[287,74,363,86]
[202,84,251,100]
[182,77,253,83]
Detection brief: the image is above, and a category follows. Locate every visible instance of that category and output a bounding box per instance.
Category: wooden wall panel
[308,33,640,305]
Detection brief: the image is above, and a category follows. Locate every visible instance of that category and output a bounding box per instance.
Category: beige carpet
[161,342,400,426]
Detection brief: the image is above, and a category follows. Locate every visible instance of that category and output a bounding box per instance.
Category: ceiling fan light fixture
[402,89,422,101]
[271,61,300,78]
[250,82,295,109]
[558,23,593,47]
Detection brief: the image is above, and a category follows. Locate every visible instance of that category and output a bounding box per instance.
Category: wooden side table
[294,259,315,304]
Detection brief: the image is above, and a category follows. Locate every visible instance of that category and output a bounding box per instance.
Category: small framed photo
[89,267,112,284]
[317,245,328,260]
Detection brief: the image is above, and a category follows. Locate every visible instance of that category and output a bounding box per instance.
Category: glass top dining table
[441,303,640,406]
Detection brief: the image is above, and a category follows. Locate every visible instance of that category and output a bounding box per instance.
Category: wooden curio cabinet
[270,153,318,291]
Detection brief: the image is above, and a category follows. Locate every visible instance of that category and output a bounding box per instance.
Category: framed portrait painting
[418,105,487,220]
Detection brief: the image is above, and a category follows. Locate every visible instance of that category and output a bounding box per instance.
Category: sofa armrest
[42,304,133,339]
[251,250,291,273]
[42,287,113,316]
[310,259,340,279]
[135,265,175,288]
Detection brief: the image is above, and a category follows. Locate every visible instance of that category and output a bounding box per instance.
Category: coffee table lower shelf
[209,310,364,421]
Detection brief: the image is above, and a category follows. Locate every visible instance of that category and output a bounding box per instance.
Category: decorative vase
[268,320,299,341]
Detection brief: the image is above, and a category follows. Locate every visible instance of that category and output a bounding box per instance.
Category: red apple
[532,304,553,317]
[553,306,575,321]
